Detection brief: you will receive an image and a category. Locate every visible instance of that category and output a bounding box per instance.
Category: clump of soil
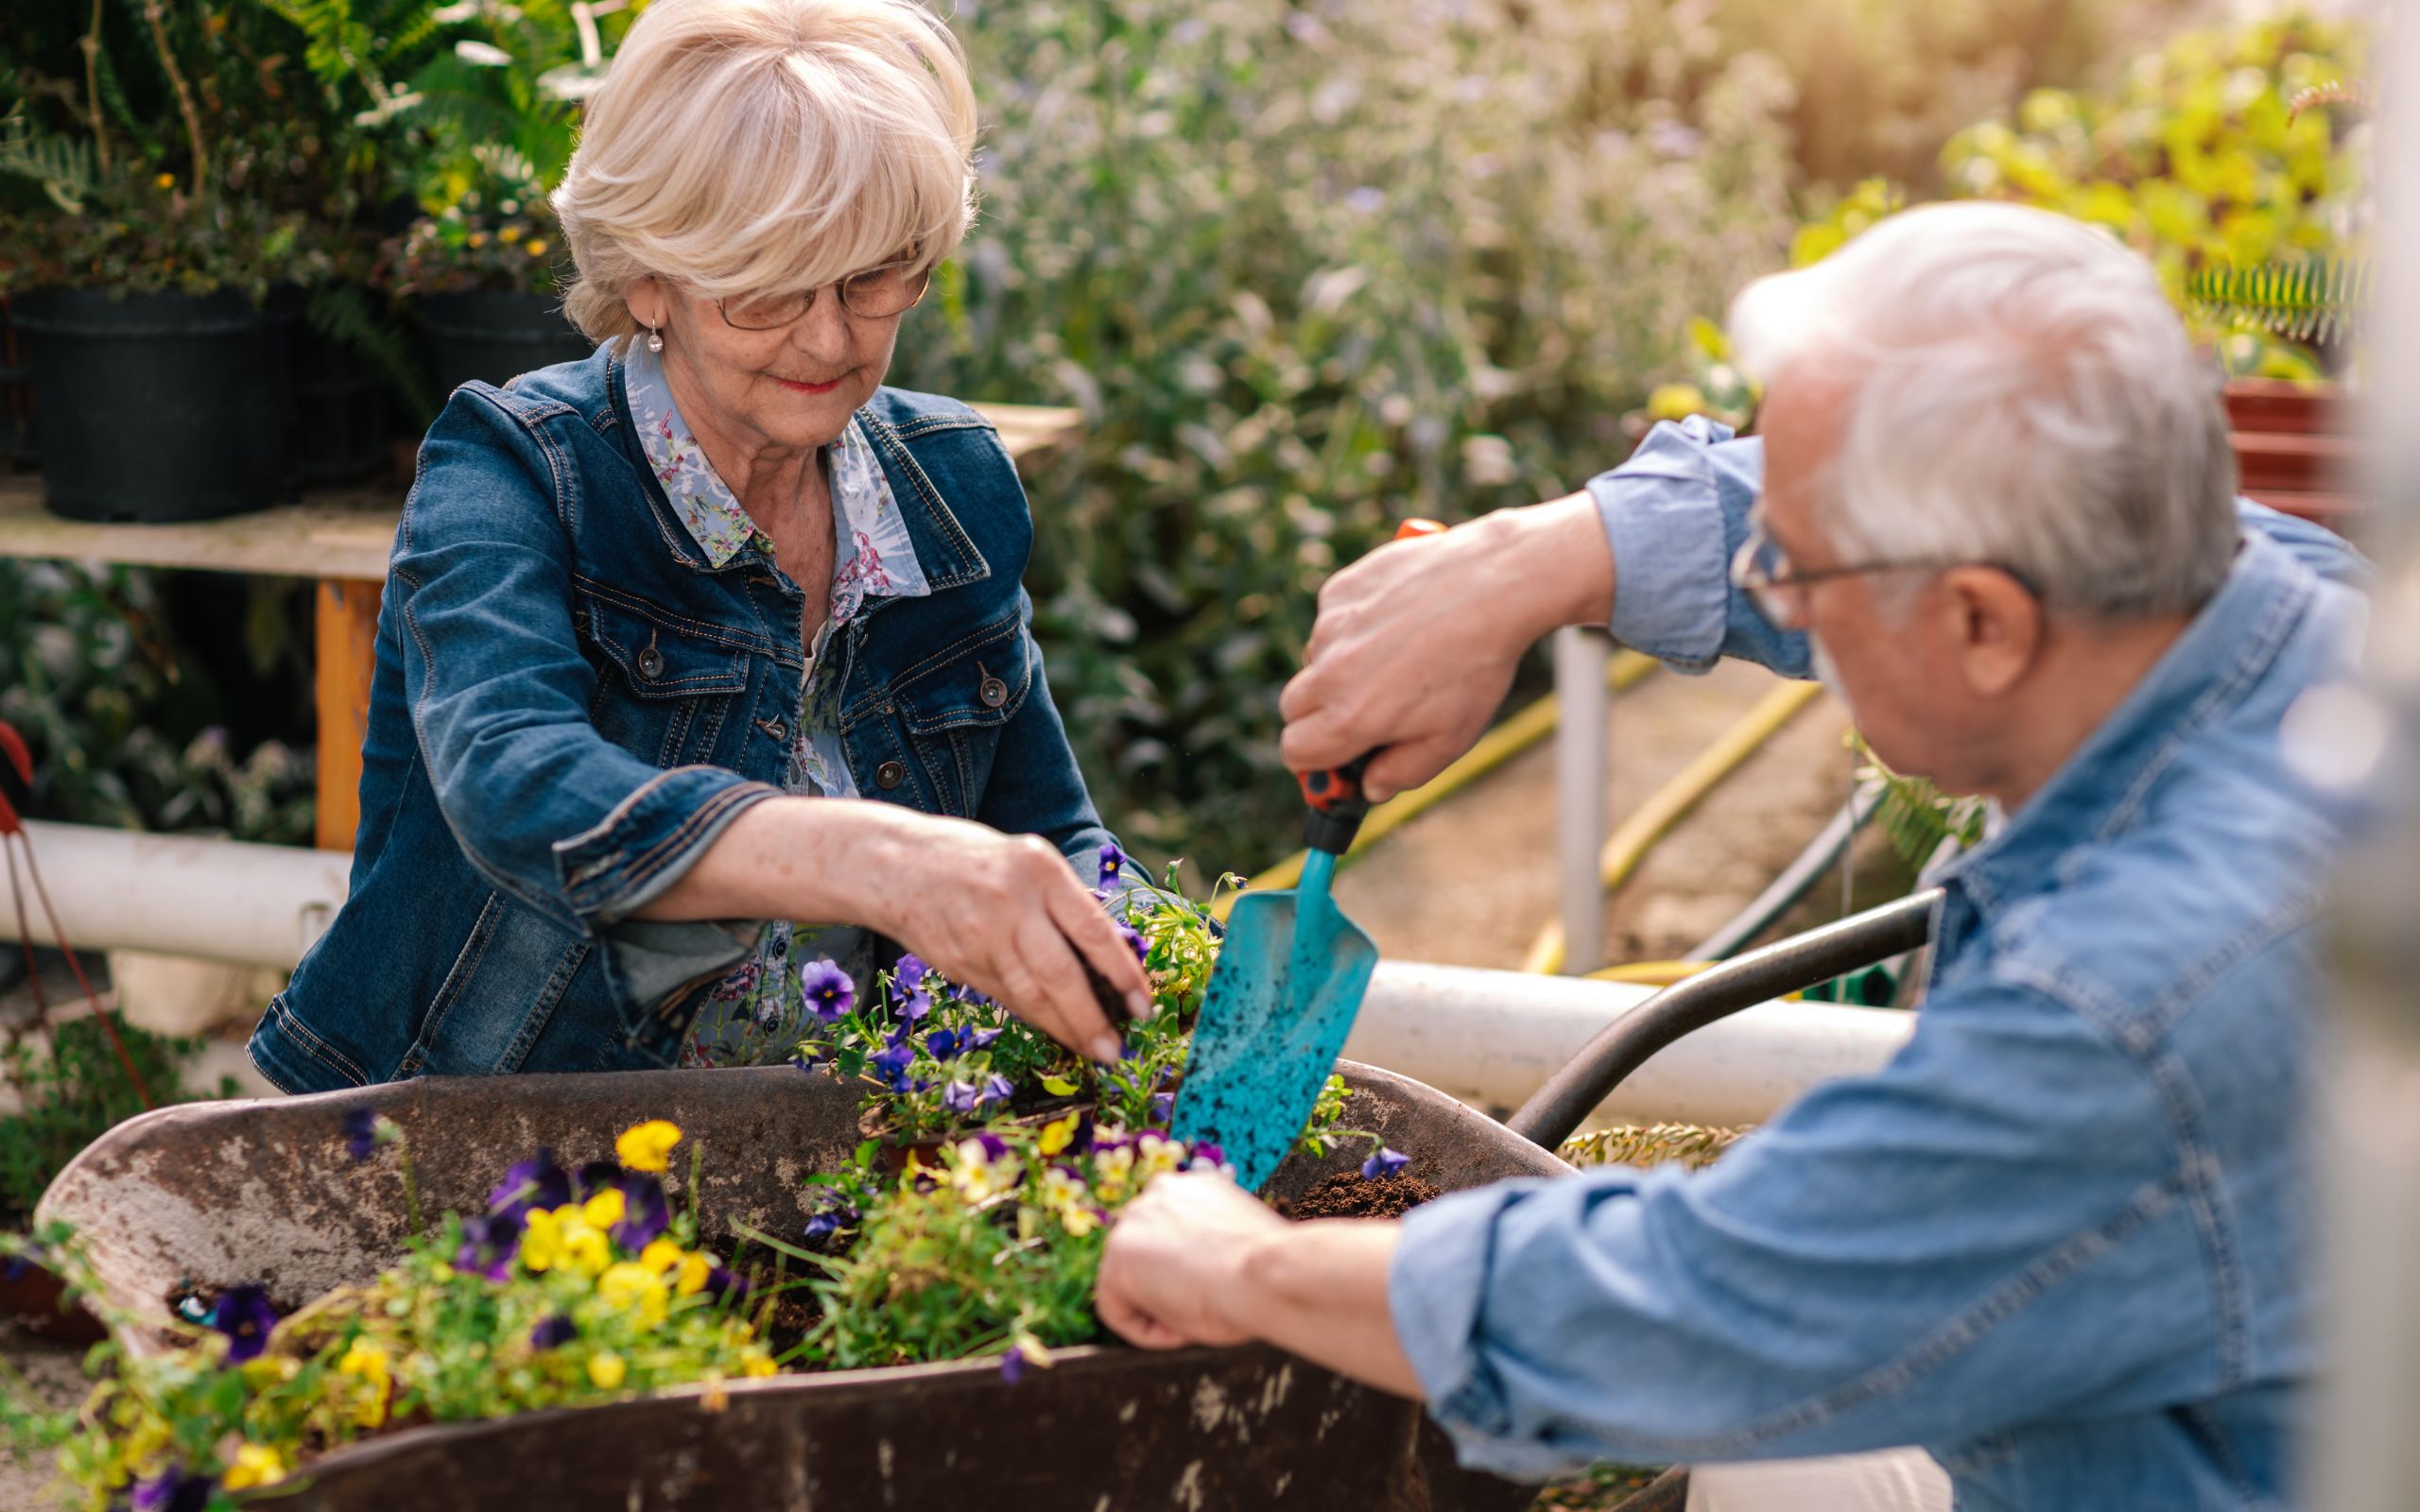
[1278,1172,1441,1221]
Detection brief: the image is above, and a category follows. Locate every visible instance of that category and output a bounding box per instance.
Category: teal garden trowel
[1171,519,1444,1190]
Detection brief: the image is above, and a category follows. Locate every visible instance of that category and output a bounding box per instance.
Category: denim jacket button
[875,760,907,789]
[636,646,665,680]
[978,676,1009,709]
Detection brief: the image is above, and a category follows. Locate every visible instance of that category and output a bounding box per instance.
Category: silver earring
[646,324,664,353]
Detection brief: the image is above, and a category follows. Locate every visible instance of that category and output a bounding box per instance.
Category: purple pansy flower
[1361,1146,1411,1180]
[130,1466,214,1512]
[925,1026,962,1060]
[981,1073,1014,1108]
[703,1264,752,1303]
[789,1044,828,1072]
[341,1106,381,1162]
[1150,1091,1175,1124]
[577,1161,673,1249]
[454,1211,523,1282]
[895,954,929,995]
[967,1026,1002,1051]
[1115,922,1149,964]
[1000,1344,1029,1383]
[971,1132,1011,1161]
[942,1079,980,1115]
[950,982,993,1007]
[1187,1141,1229,1173]
[1097,842,1124,889]
[803,1200,858,1245]
[870,1041,918,1093]
[530,1314,579,1349]
[800,958,855,1022]
[489,1150,572,1222]
[208,1284,279,1364]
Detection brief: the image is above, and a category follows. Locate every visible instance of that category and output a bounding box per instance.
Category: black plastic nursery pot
[420,289,594,400]
[12,287,294,523]
[286,295,390,487]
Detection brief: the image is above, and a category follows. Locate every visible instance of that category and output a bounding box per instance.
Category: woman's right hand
[637,799,1150,1062]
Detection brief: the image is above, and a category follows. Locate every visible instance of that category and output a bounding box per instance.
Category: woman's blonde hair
[553,0,977,346]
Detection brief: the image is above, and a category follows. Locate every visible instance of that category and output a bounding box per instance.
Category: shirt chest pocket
[576,592,757,771]
[873,610,1031,814]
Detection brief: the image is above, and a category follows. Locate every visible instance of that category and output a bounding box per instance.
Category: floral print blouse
[621,344,931,1066]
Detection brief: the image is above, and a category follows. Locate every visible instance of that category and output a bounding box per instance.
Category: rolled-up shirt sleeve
[1585,418,1810,679]
[395,388,778,1018]
[1389,973,2215,1478]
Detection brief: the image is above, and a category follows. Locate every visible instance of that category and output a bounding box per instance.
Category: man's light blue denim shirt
[1390,419,2370,1509]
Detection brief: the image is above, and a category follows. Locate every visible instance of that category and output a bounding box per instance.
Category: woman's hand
[634,800,1151,1062]
[858,818,1152,1063]
[1279,494,1616,800]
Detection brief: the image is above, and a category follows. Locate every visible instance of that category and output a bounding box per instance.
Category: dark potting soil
[1278,1172,1441,1221]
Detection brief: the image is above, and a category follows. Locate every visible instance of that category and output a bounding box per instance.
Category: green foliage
[2187,256,2369,347]
[1856,736,1988,874]
[0,561,316,843]
[889,0,1799,874]
[0,1012,235,1229]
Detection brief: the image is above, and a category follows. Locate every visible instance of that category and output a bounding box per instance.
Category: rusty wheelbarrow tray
[37,894,1935,1510]
[39,1060,1562,1511]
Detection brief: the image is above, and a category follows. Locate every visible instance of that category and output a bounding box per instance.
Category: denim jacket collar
[595,344,991,590]
[1932,529,2317,918]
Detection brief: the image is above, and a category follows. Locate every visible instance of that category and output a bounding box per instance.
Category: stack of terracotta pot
[2226,379,2360,535]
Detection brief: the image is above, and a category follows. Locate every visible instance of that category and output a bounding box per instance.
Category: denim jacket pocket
[885,608,1031,813]
[578,589,753,768]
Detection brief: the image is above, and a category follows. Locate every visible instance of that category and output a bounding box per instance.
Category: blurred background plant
[0,0,2370,883]
[0,1012,236,1231]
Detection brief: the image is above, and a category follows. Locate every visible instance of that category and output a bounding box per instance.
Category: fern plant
[2187,259,2370,348]
[1853,733,1989,874]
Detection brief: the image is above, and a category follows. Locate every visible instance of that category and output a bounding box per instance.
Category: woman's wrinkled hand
[863,818,1152,1063]
[1278,495,1614,801]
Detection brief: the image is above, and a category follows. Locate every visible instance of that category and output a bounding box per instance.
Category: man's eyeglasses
[1730,519,2037,629]
[716,255,932,330]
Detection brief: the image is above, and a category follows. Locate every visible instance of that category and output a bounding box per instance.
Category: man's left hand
[1097,1172,1286,1349]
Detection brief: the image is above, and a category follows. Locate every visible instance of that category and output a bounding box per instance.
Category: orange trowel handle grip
[1295,518,1446,854]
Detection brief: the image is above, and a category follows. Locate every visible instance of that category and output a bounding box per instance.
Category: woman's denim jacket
[250,348,1115,1093]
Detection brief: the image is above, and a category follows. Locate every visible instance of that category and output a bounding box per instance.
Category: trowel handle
[1295,517,1447,855]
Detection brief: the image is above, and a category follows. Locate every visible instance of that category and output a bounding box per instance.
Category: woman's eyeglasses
[717,256,932,330]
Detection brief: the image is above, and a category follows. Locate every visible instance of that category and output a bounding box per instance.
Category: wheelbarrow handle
[1294,518,1449,855]
[1505,888,1943,1151]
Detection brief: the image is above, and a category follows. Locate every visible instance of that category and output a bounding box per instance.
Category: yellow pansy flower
[596,1262,670,1325]
[221,1444,286,1490]
[1037,1110,1081,1157]
[675,1252,713,1297]
[519,1208,562,1271]
[740,1347,777,1378]
[615,1119,683,1173]
[639,1238,684,1275]
[588,1350,628,1389]
[580,1187,627,1230]
[337,1340,391,1428]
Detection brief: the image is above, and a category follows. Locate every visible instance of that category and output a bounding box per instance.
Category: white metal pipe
[1553,625,1610,975]
[0,820,349,971]
[1345,958,1914,1128]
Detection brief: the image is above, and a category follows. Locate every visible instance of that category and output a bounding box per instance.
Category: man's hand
[1279,494,1616,800]
[1098,1172,1426,1397]
[1096,1172,1285,1349]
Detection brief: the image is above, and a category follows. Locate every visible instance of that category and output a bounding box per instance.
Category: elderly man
[1095,202,2368,1509]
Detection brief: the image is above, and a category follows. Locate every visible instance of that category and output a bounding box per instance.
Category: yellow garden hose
[1214,649,1662,920]
[1520,679,1826,974]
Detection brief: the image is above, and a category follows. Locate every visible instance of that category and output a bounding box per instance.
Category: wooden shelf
[0,401,1079,578]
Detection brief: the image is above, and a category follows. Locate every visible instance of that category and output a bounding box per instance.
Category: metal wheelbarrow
[38,894,1934,1511]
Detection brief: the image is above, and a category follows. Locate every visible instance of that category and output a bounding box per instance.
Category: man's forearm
[1226,1220,1425,1399]
[1477,490,1618,640]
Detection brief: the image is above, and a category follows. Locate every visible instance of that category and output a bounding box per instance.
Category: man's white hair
[1727,202,2238,620]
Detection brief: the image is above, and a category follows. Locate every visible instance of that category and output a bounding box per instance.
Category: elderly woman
[250,0,1150,1094]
